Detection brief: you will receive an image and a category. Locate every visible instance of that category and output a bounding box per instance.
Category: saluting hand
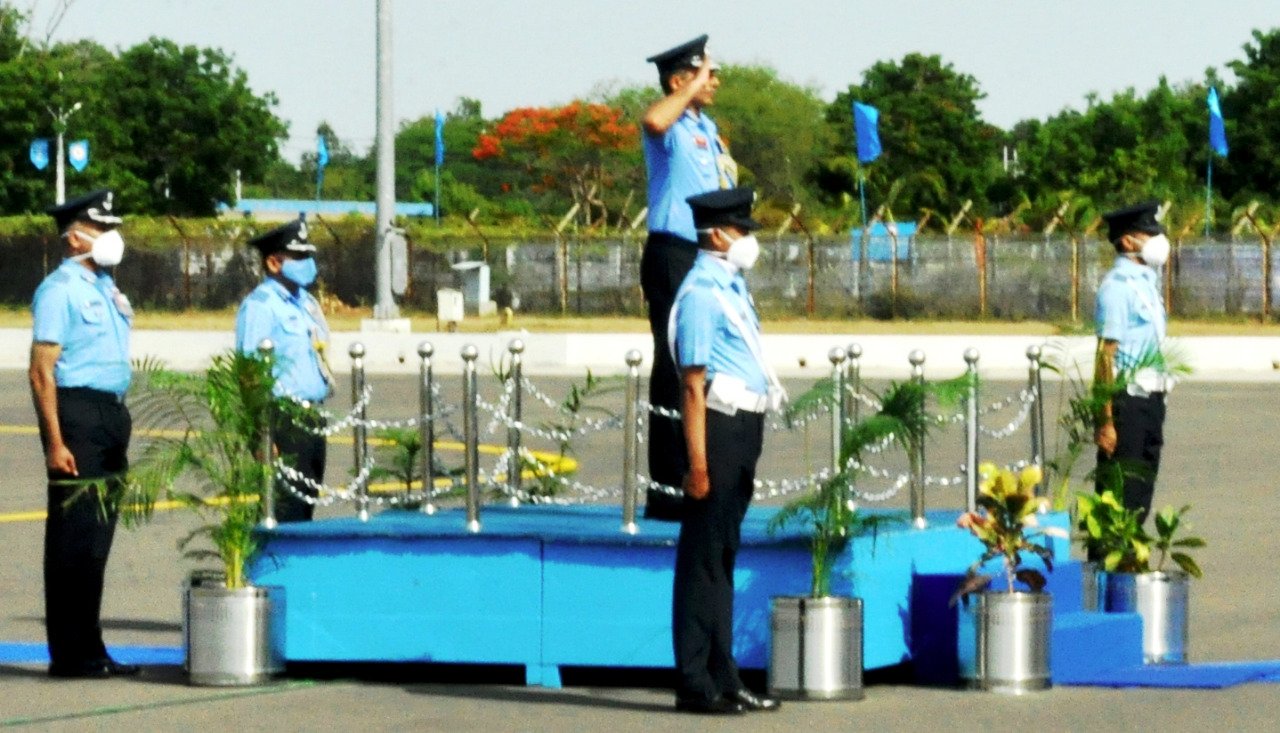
[1095,423,1117,457]
[47,443,78,476]
[684,467,710,500]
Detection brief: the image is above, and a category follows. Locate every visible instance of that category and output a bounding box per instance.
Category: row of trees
[4,0,1280,232]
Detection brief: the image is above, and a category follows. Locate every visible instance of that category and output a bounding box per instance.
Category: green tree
[99,37,288,214]
[820,53,1001,219]
[712,64,835,204]
[1224,28,1280,202]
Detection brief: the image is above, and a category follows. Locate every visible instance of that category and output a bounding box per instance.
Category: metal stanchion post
[257,339,277,529]
[909,349,927,528]
[829,347,847,474]
[350,342,369,521]
[964,348,980,513]
[506,339,525,507]
[462,345,482,533]
[417,341,437,515]
[621,349,643,535]
[845,343,863,425]
[1026,344,1046,496]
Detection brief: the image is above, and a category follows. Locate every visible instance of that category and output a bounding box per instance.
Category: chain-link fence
[2,227,1275,320]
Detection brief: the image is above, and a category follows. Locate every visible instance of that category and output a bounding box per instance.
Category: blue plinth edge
[249,505,1107,686]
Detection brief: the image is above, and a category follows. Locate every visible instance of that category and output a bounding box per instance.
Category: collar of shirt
[695,249,737,285]
[263,276,305,306]
[58,257,98,284]
[1112,255,1156,284]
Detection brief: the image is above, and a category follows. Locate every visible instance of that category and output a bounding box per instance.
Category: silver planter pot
[1103,571,1189,664]
[769,596,863,700]
[184,574,285,686]
[958,591,1053,694]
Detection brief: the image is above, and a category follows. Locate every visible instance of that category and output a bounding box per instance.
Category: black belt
[57,387,125,404]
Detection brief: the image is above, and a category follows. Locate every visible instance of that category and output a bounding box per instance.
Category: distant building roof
[219,198,434,221]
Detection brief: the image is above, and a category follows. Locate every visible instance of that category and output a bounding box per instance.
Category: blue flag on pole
[434,110,445,168]
[29,139,50,170]
[67,140,89,172]
[1207,86,1228,158]
[316,134,330,168]
[853,102,881,164]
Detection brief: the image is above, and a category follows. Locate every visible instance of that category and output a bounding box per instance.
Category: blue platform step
[909,560,1144,686]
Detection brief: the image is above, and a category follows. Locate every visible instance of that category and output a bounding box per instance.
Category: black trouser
[1095,391,1166,524]
[273,410,327,523]
[672,409,764,703]
[44,387,131,669]
[640,231,699,520]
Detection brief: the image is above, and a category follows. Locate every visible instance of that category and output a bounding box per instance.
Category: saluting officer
[235,217,333,522]
[641,34,738,520]
[29,189,140,679]
[1094,200,1173,523]
[670,188,782,715]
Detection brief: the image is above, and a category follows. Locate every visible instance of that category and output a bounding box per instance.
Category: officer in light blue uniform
[669,188,781,716]
[1094,200,1173,523]
[30,189,140,679]
[236,217,332,521]
[641,34,738,520]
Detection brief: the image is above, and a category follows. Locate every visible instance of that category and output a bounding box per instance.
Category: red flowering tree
[472,102,640,225]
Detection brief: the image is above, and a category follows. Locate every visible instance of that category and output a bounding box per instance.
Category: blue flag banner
[316,134,330,168]
[853,102,881,164]
[67,140,89,172]
[1207,86,1228,158]
[434,110,445,168]
[29,139,50,170]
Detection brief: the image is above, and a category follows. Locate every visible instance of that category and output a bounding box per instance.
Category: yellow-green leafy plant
[954,463,1068,599]
[1075,490,1204,578]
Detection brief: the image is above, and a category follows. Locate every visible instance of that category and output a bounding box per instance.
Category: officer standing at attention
[1094,200,1173,523]
[641,34,737,520]
[236,217,332,522]
[29,189,140,679]
[670,188,782,715]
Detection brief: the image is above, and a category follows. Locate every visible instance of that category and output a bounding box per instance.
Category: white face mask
[72,229,126,267]
[1140,233,1170,268]
[723,231,760,271]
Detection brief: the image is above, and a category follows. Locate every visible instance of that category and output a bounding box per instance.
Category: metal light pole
[373,0,399,320]
[47,101,82,205]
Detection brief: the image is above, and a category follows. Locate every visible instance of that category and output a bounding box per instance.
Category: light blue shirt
[235,279,331,402]
[673,251,769,395]
[1096,256,1167,370]
[32,259,132,396]
[644,109,728,242]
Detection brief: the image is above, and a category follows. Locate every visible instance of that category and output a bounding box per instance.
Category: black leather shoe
[104,658,141,676]
[674,695,747,715]
[728,688,782,712]
[48,661,112,679]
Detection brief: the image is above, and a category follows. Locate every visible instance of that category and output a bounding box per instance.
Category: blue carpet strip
[0,642,183,666]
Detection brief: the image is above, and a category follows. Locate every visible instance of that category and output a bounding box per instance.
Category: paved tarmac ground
[1,368,1279,730]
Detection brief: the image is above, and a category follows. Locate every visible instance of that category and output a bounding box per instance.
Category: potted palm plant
[765,380,925,700]
[1076,490,1204,664]
[953,462,1066,694]
[124,350,286,686]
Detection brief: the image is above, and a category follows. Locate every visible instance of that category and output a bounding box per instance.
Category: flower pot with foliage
[765,381,930,700]
[1076,490,1204,664]
[124,351,288,685]
[954,463,1066,694]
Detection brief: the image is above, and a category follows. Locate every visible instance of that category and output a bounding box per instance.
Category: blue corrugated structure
[851,221,916,262]
[219,198,434,220]
[249,506,1143,688]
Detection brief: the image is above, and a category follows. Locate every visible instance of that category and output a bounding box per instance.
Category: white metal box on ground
[436,288,464,331]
